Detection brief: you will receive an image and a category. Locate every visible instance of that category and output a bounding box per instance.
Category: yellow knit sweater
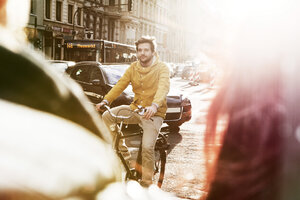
[104,56,170,118]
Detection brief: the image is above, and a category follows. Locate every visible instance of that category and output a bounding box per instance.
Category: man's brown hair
[135,36,157,52]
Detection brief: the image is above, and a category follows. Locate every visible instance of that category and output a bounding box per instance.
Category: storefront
[43,23,82,60]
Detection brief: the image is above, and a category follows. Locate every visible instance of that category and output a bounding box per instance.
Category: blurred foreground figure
[0,100,121,199]
[205,55,284,200]
[203,0,300,200]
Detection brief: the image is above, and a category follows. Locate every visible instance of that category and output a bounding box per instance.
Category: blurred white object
[97,181,179,200]
[0,99,121,199]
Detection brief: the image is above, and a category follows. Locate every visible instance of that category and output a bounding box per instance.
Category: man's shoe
[119,144,129,152]
[119,140,129,152]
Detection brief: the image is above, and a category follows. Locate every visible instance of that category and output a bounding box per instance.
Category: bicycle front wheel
[153,149,167,188]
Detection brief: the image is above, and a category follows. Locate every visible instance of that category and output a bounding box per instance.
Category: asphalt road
[161,77,217,200]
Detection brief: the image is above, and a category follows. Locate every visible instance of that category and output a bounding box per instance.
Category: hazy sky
[184,0,300,62]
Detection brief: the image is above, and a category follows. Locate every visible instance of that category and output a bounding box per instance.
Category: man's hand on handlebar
[96,101,107,112]
[143,104,157,120]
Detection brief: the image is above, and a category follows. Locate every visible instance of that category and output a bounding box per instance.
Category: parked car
[47,60,76,75]
[181,65,194,80]
[174,64,185,77]
[198,67,215,83]
[68,61,192,129]
[188,64,216,85]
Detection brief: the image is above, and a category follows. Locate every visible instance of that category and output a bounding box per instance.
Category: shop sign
[62,28,71,33]
[52,26,62,32]
[65,42,97,49]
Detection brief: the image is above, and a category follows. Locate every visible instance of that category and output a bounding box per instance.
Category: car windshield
[101,65,129,85]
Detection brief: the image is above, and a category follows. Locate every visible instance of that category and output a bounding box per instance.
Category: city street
[127,77,217,200]
[3,0,296,199]
[162,77,216,200]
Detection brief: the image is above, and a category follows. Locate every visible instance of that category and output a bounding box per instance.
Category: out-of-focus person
[204,54,285,200]
[202,0,300,199]
[0,99,121,199]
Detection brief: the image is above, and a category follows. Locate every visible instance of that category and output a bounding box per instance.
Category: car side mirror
[92,79,101,86]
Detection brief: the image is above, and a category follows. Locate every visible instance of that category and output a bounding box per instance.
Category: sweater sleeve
[103,66,131,103]
[152,64,170,107]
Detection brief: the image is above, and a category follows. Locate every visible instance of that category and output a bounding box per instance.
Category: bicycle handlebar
[101,104,146,120]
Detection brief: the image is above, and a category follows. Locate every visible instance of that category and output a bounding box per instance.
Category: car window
[102,65,128,85]
[90,67,102,81]
[71,66,91,82]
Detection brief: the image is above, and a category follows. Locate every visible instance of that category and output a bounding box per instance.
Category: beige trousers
[102,105,163,185]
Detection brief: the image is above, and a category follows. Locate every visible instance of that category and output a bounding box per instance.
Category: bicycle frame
[102,105,168,187]
[114,121,142,180]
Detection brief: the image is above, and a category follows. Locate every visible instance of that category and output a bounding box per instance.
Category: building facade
[82,0,123,41]
[119,0,188,63]
[43,0,85,60]
[26,0,45,51]
[27,0,188,63]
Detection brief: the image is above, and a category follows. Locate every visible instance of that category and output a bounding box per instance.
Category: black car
[69,61,192,129]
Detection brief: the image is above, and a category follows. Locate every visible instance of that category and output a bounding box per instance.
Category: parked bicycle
[101,105,169,188]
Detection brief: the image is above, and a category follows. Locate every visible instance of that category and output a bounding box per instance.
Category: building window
[77,7,82,26]
[108,19,115,41]
[96,0,103,5]
[68,4,73,24]
[56,1,62,21]
[86,14,90,29]
[109,0,115,6]
[93,15,97,38]
[99,18,102,39]
[45,0,51,19]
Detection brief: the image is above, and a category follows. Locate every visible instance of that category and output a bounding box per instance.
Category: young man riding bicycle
[96,36,170,187]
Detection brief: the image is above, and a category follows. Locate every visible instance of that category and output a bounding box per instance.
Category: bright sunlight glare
[6,0,30,32]
[185,0,300,65]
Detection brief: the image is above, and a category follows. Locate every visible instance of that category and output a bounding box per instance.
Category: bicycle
[101,105,170,188]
